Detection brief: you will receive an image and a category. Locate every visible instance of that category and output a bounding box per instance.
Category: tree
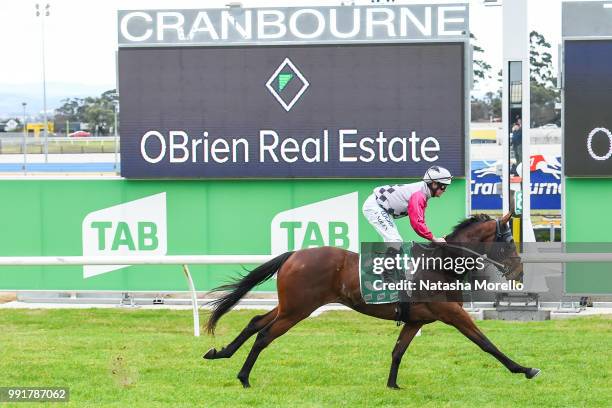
[485,90,502,119]
[529,31,560,127]
[55,98,81,122]
[529,31,555,88]
[471,90,502,122]
[469,33,501,122]
[54,97,83,132]
[531,84,558,126]
[53,89,118,135]
[471,97,488,122]
[471,33,492,85]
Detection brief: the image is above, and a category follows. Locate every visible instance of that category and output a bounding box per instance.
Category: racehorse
[203,213,541,388]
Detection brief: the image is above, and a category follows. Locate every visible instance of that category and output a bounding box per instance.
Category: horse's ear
[500,212,512,225]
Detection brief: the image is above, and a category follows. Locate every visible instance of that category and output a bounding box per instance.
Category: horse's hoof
[525,368,541,379]
[238,375,250,388]
[387,383,401,390]
[203,348,217,359]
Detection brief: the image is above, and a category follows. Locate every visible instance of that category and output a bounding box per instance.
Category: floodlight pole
[36,3,50,163]
[22,102,27,172]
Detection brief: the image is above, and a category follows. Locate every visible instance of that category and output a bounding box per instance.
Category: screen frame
[117,42,469,180]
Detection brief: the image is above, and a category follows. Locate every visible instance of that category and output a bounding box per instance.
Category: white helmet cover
[423,166,453,185]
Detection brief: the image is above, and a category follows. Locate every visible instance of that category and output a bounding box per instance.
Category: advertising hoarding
[119,43,465,178]
[0,179,466,291]
[470,156,561,211]
[564,40,612,176]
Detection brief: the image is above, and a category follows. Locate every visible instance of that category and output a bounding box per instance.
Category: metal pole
[22,102,27,173]
[549,222,555,242]
[520,6,534,243]
[501,128,510,215]
[114,102,119,171]
[182,265,200,337]
[37,4,50,163]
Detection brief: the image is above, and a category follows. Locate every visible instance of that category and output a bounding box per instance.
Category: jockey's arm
[407,192,434,241]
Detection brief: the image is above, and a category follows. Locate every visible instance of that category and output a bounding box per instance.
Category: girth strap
[395,301,411,324]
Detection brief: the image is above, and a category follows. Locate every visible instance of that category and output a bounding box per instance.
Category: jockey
[362,166,452,335]
[362,166,453,245]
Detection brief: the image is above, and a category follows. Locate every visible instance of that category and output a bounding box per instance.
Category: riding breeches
[362,194,403,244]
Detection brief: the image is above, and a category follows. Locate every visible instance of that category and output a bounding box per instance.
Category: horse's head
[446,212,522,281]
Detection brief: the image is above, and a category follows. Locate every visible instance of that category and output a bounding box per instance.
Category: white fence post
[182,264,200,337]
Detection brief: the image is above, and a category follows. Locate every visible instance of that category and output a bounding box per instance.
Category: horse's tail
[205,251,294,334]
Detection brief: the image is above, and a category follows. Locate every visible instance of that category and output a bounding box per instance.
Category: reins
[411,218,519,279]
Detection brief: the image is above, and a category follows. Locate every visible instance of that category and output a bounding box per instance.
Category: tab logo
[271,192,358,255]
[82,193,167,278]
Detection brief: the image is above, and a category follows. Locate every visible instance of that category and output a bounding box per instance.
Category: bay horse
[203,213,541,388]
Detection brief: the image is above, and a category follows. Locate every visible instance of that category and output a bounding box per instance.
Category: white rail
[0,255,271,266]
[519,253,612,263]
[0,255,274,338]
[1,253,611,266]
[1,252,611,337]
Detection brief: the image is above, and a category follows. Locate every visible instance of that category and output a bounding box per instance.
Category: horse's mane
[447,214,492,238]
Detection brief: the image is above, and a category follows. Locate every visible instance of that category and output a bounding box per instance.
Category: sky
[0,0,565,117]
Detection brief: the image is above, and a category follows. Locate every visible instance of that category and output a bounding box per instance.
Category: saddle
[359,242,413,305]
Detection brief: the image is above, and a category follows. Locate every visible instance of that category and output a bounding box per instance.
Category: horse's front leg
[432,303,540,379]
[387,322,423,389]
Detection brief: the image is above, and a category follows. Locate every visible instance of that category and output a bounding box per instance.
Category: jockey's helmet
[423,166,453,185]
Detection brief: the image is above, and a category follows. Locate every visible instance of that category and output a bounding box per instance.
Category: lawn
[0,309,609,407]
[0,140,117,154]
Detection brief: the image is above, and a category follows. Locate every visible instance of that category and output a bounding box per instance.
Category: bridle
[489,219,520,278]
[495,219,514,245]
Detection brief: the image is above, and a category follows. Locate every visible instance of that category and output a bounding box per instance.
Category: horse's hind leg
[236,311,309,388]
[204,307,278,360]
[387,322,423,389]
[434,303,540,379]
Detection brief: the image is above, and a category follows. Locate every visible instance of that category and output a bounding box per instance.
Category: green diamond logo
[266,58,309,112]
[278,73,293,92]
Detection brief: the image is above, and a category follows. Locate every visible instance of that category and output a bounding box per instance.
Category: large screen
[119,43,465,178]
[564,40,612,177]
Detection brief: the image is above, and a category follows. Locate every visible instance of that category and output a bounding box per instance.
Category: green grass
[0,309,610,407]
[0,141,117,154]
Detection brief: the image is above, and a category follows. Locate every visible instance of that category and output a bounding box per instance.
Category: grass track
[0,309,610,407]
